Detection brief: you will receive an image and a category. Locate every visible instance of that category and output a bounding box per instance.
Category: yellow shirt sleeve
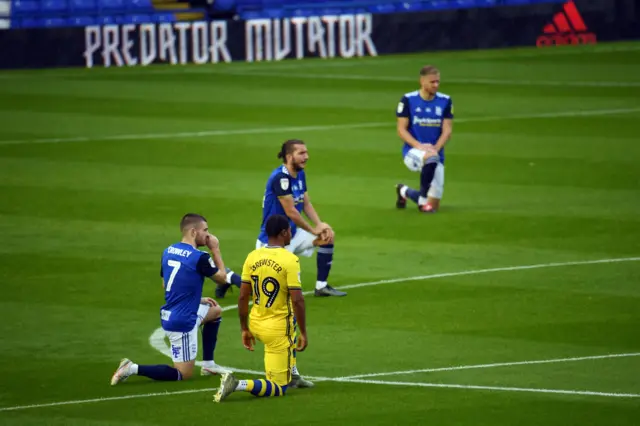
[241,252,253,284]
[287,255,302,289]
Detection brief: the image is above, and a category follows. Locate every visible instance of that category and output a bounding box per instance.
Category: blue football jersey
[258,165,307,243]
[159,242,218,332]
[396,91,454,163]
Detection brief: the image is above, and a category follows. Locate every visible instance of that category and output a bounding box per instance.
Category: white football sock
[418,196,427,206]
[236,380,248,391]
[400,185,408,198]
[291,365,300,376]
[129,363,139,375]
[315,281,327,290]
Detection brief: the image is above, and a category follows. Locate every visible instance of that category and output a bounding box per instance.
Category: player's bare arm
[290,288,307,352]
[238,281,255,351]
[433,118,453,152]
[205,234,228,284]
[278,194,326,236]
[303,192,334,243]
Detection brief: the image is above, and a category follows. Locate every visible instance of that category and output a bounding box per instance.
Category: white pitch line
[334,352,640,380]
[335,378,640,398]
[0,387,219,412]
[1,107,639,146]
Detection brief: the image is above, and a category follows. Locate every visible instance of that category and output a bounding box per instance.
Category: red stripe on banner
[564,0,587,31]
[543,23,557,34]
[553,13,572,32]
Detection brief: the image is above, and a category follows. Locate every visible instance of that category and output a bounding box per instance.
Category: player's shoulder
[403,90,420,99]
[269,165,292,181]
[436,92,452,100]
[280,250,300,268]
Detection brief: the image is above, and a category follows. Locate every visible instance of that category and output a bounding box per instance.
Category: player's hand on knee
[313,222,331,236]
[242,330,256,351]
[201,297,218,307]
[296,333,308,352]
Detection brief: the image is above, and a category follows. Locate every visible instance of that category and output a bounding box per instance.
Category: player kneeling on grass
[395,65,454,213]
[214,214,310,402]
[110,213,237,385]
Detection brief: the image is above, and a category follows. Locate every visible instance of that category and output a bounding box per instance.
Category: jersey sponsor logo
[280,178,289,191]
[536,0,597,47]
[413,116,442,127]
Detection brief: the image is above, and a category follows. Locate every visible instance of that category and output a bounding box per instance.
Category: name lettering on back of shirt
[167,247,192,258]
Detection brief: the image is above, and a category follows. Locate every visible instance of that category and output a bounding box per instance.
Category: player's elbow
[212,270,226,285]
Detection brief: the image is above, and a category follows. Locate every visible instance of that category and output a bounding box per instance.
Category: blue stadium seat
[290,8,313,17]
[69,15,96,25]
[128,0,153,10]
[263,8,283,18]
[368,3,396,13]
[153,12,176,22]
[43,17,68,27]
[95,15,117,24]
[240,10,263,19]
[42,0,69,13]
[13,0,40,15]
[70,0,97,12]
[396,1,426,12]
[18,17,43,27]
[120,13,151,23]
[100,0,125,10]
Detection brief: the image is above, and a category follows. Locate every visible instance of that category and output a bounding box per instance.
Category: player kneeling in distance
[214,214,310,402]
[110,213,235,385]
[395,65,454,213]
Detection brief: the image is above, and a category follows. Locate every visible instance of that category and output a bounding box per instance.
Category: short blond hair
[419,65,440,76]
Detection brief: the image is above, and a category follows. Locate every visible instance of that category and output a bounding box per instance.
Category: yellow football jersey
[241,246,302,333]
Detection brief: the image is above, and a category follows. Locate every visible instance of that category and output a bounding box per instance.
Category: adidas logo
[536,0,597,47]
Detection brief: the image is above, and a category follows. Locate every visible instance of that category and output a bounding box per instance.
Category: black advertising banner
[0,0,637,69]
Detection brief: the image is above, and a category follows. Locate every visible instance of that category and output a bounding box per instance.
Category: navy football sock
[405,187,420,204]
[202,317,221,362]
[317,244,334,282]
[137,365,182,381]
[228,271,242,288]
[420,162,437,198]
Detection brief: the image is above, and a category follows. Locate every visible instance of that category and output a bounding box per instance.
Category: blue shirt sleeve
[196,253,219,278]
[443,98,454,119]
[396,96,410,118]
[272,172,293,197]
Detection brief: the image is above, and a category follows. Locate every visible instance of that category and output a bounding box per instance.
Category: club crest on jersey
[280,178,289,191]
[435,107,443,116]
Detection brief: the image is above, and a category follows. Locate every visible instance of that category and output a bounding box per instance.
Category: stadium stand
[3,0,565,29]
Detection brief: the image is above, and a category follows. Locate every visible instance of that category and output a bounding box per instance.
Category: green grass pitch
[0,41,639,425]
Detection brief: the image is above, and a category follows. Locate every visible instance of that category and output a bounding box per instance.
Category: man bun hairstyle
[180,213,207,231]
[277,139,305,162]
[265,214,291,238]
